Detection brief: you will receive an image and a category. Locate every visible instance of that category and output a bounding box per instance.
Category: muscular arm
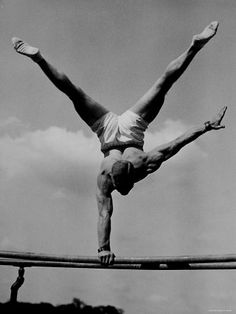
[157,124,209,161]
[146,107,227,170]
[96,186,113,252]
[96,172,115,265]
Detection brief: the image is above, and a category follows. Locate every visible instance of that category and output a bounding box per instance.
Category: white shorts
[91,110,149,154]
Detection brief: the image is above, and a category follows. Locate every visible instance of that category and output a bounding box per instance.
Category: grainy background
[0,1,235,313]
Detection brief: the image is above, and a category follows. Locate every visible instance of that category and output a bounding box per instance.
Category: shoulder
[142,151,163,175]
[97,169,114,196]
[97,154,124,194]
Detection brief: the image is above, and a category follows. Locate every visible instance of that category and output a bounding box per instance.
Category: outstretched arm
[96,173,115,265]
[147,106,227,168]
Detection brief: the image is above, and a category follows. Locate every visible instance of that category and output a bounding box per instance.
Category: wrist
[98,244,111,253]
[204,121,212,131]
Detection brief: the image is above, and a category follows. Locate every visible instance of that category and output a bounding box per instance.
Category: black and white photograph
[0,1,235,313]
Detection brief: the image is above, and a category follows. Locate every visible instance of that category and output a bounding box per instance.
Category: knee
[156,73,174,94]
[152,78,167,98]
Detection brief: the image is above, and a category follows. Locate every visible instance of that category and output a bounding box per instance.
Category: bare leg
[12,37,109,127]
[130,21,219,124]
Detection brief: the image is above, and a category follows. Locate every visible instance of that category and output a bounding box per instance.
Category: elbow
[99,208,113,219]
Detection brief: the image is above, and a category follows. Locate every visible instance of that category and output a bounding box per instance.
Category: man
[12,21,227,266]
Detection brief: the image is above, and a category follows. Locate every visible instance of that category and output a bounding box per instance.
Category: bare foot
[192,21,219,49]
[12,37,41,61]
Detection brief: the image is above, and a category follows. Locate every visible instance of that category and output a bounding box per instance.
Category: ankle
[189,41,201,53]
[31,51,43,63]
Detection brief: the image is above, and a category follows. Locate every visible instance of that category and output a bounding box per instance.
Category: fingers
[218,106,227,121]
[98,252,115,266]
[215,125,225,130]
[103,253,115,266]
[100,256,112,265]
[216,106,227,126]
[211,123,225,130]
[210,106,227,128]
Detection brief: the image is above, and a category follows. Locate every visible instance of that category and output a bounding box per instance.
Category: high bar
[1,258,236,270]
[1,250,236,265]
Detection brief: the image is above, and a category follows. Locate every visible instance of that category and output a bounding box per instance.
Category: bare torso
[99,147,160,187]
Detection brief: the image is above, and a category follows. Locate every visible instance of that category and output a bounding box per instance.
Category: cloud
[0,117,206,195]
[0,118,102,196]
[0,116,29,136]
[144,118,207,164]
[147,294,169,304]
[51,188,69,200]
[0,122,100,176]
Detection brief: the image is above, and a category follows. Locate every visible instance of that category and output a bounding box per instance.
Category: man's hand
[207,106,227,130]
[98,250,115,266]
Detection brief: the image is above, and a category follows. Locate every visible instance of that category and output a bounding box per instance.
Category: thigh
[129,77,166,124]
[72,88,109,127]
[130,88,165,124]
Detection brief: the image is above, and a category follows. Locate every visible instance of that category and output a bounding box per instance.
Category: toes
[11,37,24,51]
[11,37,22,46]
[210,21,219,30]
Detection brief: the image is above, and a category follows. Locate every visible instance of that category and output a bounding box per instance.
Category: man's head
[111,160,134,195]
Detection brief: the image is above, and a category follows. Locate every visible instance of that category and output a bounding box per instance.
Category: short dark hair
[111,160,134,190]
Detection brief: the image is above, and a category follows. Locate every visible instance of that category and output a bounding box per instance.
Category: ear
[127,161,134,175]
[110,173,116,189]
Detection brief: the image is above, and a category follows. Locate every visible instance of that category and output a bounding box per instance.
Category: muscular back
[98,147,162,191]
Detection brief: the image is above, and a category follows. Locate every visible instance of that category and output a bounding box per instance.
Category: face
[113,179,134,195]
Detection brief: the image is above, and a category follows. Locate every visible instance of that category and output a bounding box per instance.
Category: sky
[0,0,236,313]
